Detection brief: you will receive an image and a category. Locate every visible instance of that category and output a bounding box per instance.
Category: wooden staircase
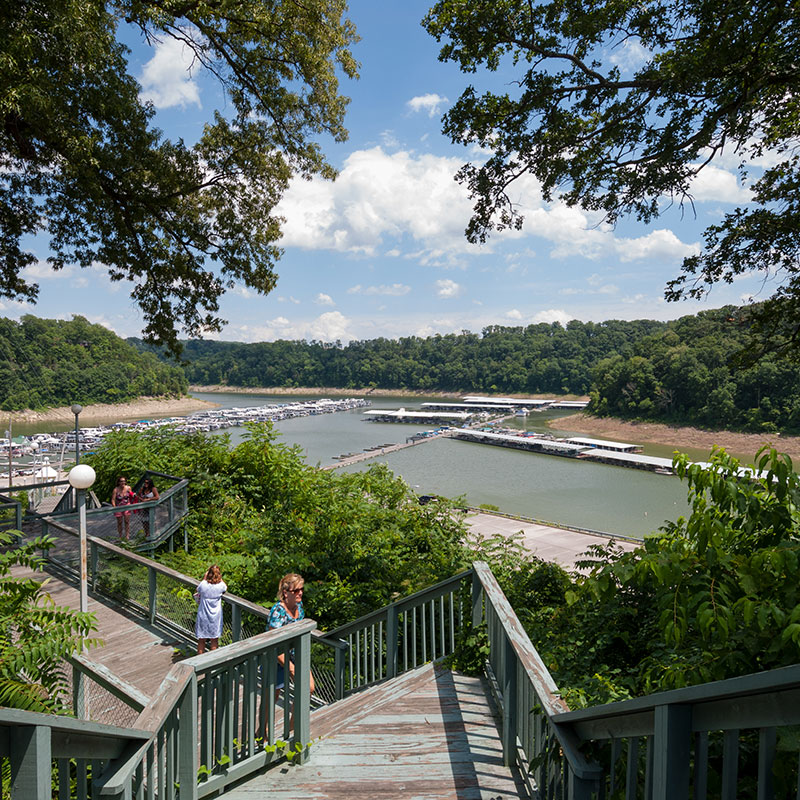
[224,663,526,799]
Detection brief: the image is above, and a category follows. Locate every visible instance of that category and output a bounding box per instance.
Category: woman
[268,573,315,699]
[111,476,136,540]
[194,565,227,654]
[136,478,159,537]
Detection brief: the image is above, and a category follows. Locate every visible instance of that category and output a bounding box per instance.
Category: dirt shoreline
[549,413,800,461]
[4,396,218,426]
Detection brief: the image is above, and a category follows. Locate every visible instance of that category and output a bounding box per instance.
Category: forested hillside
[0,315,187,410]
[132,305,800,432]
[133,318,667,394]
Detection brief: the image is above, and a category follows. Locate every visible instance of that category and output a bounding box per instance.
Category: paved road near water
[464,511,638,570]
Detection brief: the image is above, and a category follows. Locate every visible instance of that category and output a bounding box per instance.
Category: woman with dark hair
[136,478,159,537]
[194,565,227,654]
[111,476,135,540]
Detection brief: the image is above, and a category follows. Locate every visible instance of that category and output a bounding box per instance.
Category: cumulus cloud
[505,309,523,319]
[348,283,411,296]
[609,39,651,72]
[436,279,462,298]
[309,311,352,341]
[687,165,752,203]
[139,32,202,109]
[315,293,335,306]
[616,229,699,262]
[532,309,573,325]
[407,93,449,117]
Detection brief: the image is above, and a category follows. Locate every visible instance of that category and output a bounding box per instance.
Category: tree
[423,0,800,349]
[0,533,99,712]
[1,0,358,354]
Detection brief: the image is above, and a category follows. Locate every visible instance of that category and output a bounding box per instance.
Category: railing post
[72,663,86,720]
[148,566,157,626]
[652,704,691,800]
[178,675,199,800]
[334,644,346,700]
[232,604,242,642]
[471,570,482,627]
[10,725,51,799]
[90,541,98,591]
[293,631,312,764]
[386,603,399,679]
[14,500,21,530]
[501,635,518,767]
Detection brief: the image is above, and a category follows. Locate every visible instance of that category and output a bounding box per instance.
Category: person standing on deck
[268,573,316,704]
[194,565,227,654]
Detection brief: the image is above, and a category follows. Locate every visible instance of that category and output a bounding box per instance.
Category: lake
[189,391,692,538]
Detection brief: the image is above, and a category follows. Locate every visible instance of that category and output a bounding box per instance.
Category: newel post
[652,704,691,800]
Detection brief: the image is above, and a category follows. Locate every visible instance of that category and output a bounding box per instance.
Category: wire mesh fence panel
[94,548,151,614]
[64,664,142,729]
[154,570,197,635]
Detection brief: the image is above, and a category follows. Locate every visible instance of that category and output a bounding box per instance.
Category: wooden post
[178,676,199,800]
[652,704,691,800]
[501,635,517,768]
[334,644,346,700]
[10,725,51,800]
[471,570,482,628]
[72,663,86,720]
[148,566,157,626]
[293,632,312,765]
[232,604,241,643]
[385,604,398,679]
[90,541,98,591]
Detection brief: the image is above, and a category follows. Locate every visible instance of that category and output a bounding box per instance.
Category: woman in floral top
[268,573,315,697]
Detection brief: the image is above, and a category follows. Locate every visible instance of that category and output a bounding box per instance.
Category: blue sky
[9,0,774,343]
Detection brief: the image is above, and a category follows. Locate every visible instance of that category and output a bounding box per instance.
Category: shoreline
[4,396,218,426]
[549,412,800,461]
[189,384,589,401]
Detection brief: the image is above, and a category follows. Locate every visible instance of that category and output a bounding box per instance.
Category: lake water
[189,392,692,538]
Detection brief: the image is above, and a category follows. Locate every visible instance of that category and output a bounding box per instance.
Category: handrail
[471,561,603,794]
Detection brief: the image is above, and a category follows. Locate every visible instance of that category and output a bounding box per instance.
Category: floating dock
[362,409,473,424]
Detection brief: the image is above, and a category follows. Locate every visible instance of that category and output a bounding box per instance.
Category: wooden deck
[226,663,526,799]
[12,566,183,701]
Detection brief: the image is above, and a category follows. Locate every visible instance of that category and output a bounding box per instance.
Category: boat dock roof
[565,436,640,452]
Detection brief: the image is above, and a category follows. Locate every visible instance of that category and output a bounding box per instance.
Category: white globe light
[68,464,96,489]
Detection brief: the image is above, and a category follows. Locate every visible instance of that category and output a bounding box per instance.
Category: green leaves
[1,0,358,354]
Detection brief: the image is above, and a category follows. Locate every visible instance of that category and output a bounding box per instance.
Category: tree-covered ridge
[0,315,187,410]
[133,317,667,394]
[135,304,799,432]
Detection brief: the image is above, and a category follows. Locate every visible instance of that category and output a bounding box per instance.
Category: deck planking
[12,566,183,700]
[225,663,526,799]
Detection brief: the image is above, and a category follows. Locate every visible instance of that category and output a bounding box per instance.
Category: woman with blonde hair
[267,573,315,698]
[194,565,227,654]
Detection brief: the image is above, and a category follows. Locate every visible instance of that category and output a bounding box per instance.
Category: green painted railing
[0,622,315,800]
[41,471,189,551]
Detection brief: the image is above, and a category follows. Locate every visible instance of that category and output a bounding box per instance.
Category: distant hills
[130,305,800,434]
[0,315,187,411]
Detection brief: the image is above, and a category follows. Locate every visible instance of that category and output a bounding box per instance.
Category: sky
[8,1,775,344]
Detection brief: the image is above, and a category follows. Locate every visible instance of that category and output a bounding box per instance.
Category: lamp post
[68,464,96,615]
[70,404,82,465]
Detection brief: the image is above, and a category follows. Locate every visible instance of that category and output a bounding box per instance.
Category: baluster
[439,595,446,655]
[293,631,311,765]
[609,738,621,795]
[645,734,653,800]
[403,611,408,672]
[412,607,418,667]
[165,715,175,800]
[157,729,166,800]
[146,742,155,800]
[471,569,482,627]
[57,758,70,800]
[232,664,241,762]
[386,605,398,679]
[430,599,436,661]
[362,629,368,686]
[721,729,739,800]
[694,731,709,800]
[232,604,242,643]
[448,591,455,653]
[758,728,776,800]
[264,651,276,745]
[334,642,345,700]
[282,643,291,738]
[626,737,639,800]
[501,636,517,768]
[76,758,88,800]
[214,673,225,767]
[348,633,354,691]
[370,624,376,682]
[422,604,427,663]
[378,619,384,680]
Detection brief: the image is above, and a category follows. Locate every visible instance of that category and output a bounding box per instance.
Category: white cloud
[407,93,449,118]
[532,309,573,325]
[348,283,411,296]
[505,309,523,319]
[609,40,650,72]
[309,311,352,341]
[436,279,462,298]
[380,130,400,149]
[616,229,699,263]
[687,165,752,203]
[277,147,476,260]
[139,32,202,109]
[315,293,335,306]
